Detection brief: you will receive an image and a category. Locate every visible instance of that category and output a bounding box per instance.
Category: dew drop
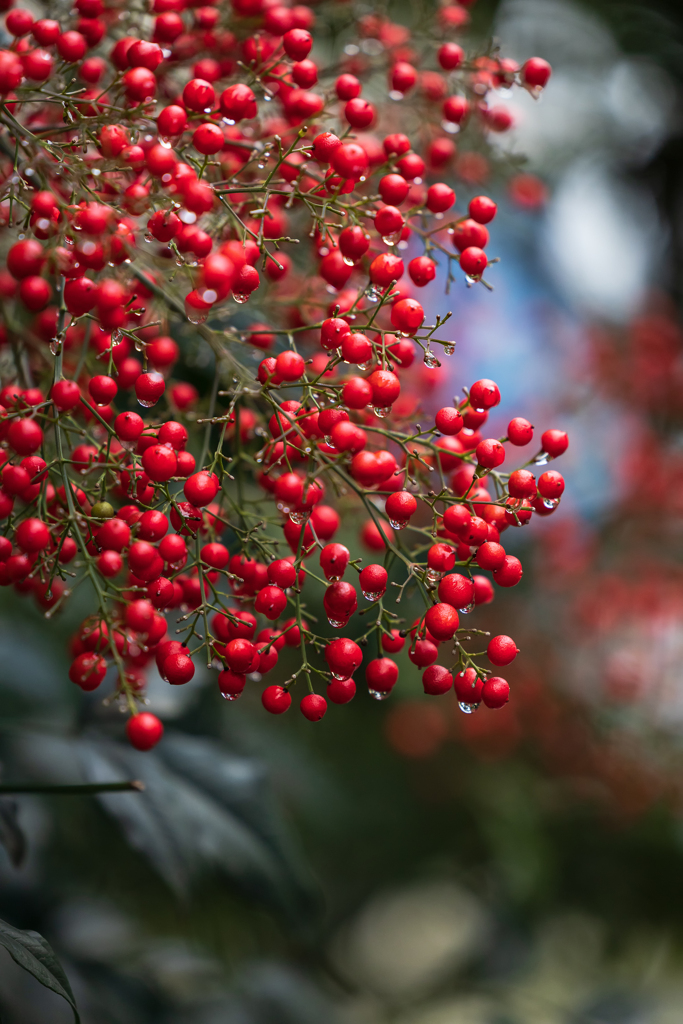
[458,601,476,614]
[388,518,407,530]
[534,452,550,466]
[221,691,241,701]
[371,405,390,418]
[459,701,479,714]
[342,256,356,267]
[543,496,560,509]
[362,589,385,601]
[369,687,391,701]
[327,615,349,628]
[443,343,455,356]
[289,509,310,524]
[137,397,158,408]
[423,350,441,368]
[232,292,250,304]
[381,230,402,246]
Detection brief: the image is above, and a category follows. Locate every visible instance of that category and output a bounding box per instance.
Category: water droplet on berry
[426,568,442,583]
[221,691,241,701]
[289,509,310,524]
[458,601,476,614]
[371,406,390,418]
[381,230,402,246]
[232,292,250,304]
[458,701,479,714]
[137,396,158,408]
[369,687,392,700]
[185,309,208,325]
[543,496,560,509]
[327,615,349,628]
[342,256,356,267]
[388,518,408,530]
[534,452,551,466]
[362,589,384,601]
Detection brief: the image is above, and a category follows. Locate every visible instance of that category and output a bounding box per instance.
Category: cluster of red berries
[0,0,556,749]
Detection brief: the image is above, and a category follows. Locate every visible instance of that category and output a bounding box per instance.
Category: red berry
[522,57,551,89]
[385,490,416,526]
[538,470,565,499]
[327,678,356,704]
[391,298,424,334]
[52,380,81,412]
[454,667,483,704]
[300,693,327,721]
[408,256,437,287]
[426,183,455,213]
[470,379,500,410]
[184,471,219,507]
[438,573,474,609]
[460,247,488,278]
[476,438,505,469]
[88,375,117,406]
[508,417,534,446]
[493,555,523,588]
[541,429,568,458]
[345,97,375,128]
[135,371,165,408]
[359,564,388,599]
[163,652,195,684]
[482,677,510,709]
[475,541,506,571]
[379,174,409,205]
[142,444,177,483]
[438,43,464,70]
[183,77,215,112]
[262,684,291,714]
[366,657,399,696]
[469,196,497,224]
[126,712,164,750]
[425,602,459,641]
[69,652,107,690]
[16,517,50,552]
[283,27,312,61]
[423,665,453,695]
[487,635,519,666]
[255,584,288,620]
[435,407,463,435]
[218,670,246,699]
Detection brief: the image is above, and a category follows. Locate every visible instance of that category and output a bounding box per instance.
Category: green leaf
[0,916,79,1023]
[77,733,319,925]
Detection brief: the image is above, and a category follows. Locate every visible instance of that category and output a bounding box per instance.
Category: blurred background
[4,0,683,1021]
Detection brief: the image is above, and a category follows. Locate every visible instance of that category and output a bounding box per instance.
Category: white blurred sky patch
[490,0,676,321]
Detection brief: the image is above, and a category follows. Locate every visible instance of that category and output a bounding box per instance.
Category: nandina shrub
[0,0,562,747]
